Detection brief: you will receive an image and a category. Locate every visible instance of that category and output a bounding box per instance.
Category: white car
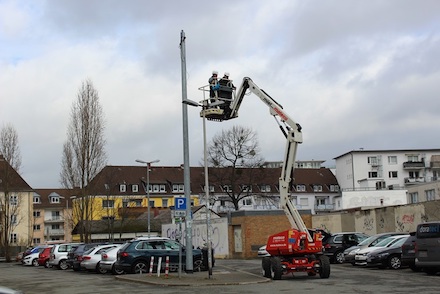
[258,245,270,257]
[99,245,125,275]
[355,235,409,266]
[80,244,121,273]
[22,246,47,266]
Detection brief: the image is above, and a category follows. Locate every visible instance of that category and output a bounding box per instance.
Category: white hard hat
[212,70,218,75]
[224,72,229,77]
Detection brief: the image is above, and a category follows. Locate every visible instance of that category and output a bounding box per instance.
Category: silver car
[99,245,125,275]
[80,244,121,273]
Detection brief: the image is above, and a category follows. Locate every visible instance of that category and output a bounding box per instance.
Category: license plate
[355,256,366,261]
[419,251,428,258]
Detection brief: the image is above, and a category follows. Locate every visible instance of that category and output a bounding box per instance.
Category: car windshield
[375,237,402,247]
[83,248,94,255]
[390,237,408,247]
[357,235,376,246]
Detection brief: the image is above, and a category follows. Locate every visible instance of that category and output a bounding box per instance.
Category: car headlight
[348,249,360,255]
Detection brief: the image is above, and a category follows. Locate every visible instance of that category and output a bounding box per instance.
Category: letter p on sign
[175,197,187,210]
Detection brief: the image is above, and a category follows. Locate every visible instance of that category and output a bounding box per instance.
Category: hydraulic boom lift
[199,77,330,279]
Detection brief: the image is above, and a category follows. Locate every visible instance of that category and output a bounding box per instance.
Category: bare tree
[207,125,265,210]
[0,124,23,262]
[60,79,107,242]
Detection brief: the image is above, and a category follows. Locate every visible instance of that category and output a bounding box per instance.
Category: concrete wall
[342,190,407,210]
[312,200,440,235]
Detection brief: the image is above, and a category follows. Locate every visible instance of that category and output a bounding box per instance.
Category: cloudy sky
[1,0,440,188]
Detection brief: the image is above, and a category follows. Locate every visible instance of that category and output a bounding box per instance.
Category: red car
[38,246,53,268]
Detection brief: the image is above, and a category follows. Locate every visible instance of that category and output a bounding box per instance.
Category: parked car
[257,245,270,257]
[323,232,369,263]
[22,246,47,266]
[38,246,53,268]
[80,244,121,273]
[354,235,409,267]
[48,243,82,270]
[362,235,409,269]
[99,245,125,275]
[343,232,407,265]
[400,232,421,271]
[415,221,440,275]
[67,243,102,271]
[114,237,204,274]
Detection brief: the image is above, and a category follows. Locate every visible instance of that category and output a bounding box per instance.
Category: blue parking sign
[175,197,187,210]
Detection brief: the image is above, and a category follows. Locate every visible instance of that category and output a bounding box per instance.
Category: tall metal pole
[202,102,213,278]
[180,30,193,273]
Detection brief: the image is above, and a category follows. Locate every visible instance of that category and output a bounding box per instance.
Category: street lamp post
[136,159,160,237]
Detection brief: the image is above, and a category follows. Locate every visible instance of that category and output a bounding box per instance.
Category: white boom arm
[201,77,312,242]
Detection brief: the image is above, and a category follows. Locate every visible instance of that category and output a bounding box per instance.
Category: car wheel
[133,261,149,274]
[96,262,107,274]
[112,264,125,275]
[409,264,422,272]
[334,251,344,264]
[32,258,39,267]
[319,255,331,279]
[388,256,401,270]
[262,257,271,278]
[270,257,283,280]
[58,259,69,270]
[193,258,203,272]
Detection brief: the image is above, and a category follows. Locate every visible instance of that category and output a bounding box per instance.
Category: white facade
[334,149,440,190]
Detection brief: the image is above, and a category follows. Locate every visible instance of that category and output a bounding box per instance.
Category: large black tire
[319,255,331,279]
[270,257,283,280]
[388,255,402,270]
[58,259,69,270]
[409,264,422,272]
[132,261,149,274]
[334,251,344,264]
[262,257,271,278]
[193,258,203,272]
[112,264,124,275]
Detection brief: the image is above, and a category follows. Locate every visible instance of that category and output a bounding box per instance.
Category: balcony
[404,177,426,185]
[314,204,334,212]
[403,161,425,169]
[45,229,65,236]
[44,216,64,223]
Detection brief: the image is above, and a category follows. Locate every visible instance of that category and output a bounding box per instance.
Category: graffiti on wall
[162,219,229,257]
[396,213,416,232]
[363,217,374,231]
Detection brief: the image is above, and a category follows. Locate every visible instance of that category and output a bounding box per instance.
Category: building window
[10,195,18,206]
[425,189,435,201]
[407,155,419,162]
[410,192,418,203]
[152,184,160,193]
[388,156,397,164]
[299,198,308,206]
[162,199,168,207]
[122,200,129,208]
[172,184,184,192]
[149,200,155,208]
[33,238,41,244]
[52,211,60,220]
[368,171,378,178]
[52,224,60,230]
[102,216,115,220]
[160,184,166,193]
[33,195,41,203]
[102,200,115,208]
[260,184,271,192]
[222,185,232,192]
[11,215,17,225]
[50,196,60,204]
[296,184,306,192]
[33,224,41,231]
[316,198,326,206]
[290,196,298,205]
[241,185,252,192]
[120,184,126,192]
[132,185,138,193]
[313,185,322,192]
[10,233,17,244]
[33,211,41,218]
[409,171,419,178]
[389,171,398,178]
[242,198,252,206]
[329,185,339,192]
[367,156,378,165]
[134,199,142,207]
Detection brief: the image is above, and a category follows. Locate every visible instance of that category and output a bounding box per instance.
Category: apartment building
[333,149,440,210]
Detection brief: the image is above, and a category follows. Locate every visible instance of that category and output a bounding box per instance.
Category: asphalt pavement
[115,262,270,286]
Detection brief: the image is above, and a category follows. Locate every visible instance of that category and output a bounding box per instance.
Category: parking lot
[0,259,439,294]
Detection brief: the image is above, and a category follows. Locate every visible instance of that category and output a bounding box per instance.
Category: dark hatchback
[114,238,204,274]
[323,232,369,264]
[401,232,420,271]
